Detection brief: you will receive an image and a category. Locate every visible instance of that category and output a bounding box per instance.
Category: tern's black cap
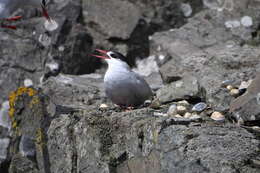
[109,51,127,62]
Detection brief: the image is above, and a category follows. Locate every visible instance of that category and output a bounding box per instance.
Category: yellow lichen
[8,87,38,130]
[36,128,45,147]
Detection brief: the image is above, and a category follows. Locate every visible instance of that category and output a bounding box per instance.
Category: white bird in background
[0,0,50,29]
[92,49,153,108]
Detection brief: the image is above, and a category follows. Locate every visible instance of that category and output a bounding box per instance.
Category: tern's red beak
[41,5,51,21]
[91,49,110,59]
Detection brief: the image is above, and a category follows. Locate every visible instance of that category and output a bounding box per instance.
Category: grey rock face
[151,7,260,111]
[156,75,200,103]
[1,0,260,172]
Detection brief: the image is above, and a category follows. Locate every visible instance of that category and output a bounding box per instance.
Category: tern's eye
[110,53,117,59]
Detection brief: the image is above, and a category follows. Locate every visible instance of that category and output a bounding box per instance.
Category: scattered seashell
[154,112,167,117]
[174,114,183,118]
[226,85,233,90]
[192,102,207,112]
[230,89,239,96]
[167,104,177,116]
[189,113,201,120]
[99,104,108,108]
[184,112,192,118]
[211,111,225,121]
[241,16,253,27]
[177,100,189,106]
[177,105,187,115]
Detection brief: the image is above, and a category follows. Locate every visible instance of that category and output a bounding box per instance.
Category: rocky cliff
[0,0,260,172]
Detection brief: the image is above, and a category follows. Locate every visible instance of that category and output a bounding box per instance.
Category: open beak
[41,5,51,21]
[91,49,110,59]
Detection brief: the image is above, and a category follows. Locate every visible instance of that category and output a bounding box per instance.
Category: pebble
[167,104,177,116]
[181,3,192,17]
[191,102,207,112]
[230,89,239,96]
[184,112,192,118]
[99,104,108,108]
[154,112,168,117]
[174,114,183,118]
[177,100,190,106]
[176,105,187,115]
[189,113,201,120]
[226,85,233,90]
[241,16,253,27]
[239,80,252,90]
[221,80,233,87]
[210,111,225,121]
[24,79,33,87]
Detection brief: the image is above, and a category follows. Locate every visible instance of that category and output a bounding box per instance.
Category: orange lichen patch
[8,87,38,129]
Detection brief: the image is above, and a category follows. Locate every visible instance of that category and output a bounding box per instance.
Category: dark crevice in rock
[67,115,80,173]
[108,152,128,173]
[138,131,144,151]
[0,160,11,173]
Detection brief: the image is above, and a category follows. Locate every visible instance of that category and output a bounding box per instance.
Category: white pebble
[241,16,253,27]
[224,20,240,28]
[184,112,192,118]
[239,80,252,90]
[174,114,183,118]
[177,105,187,115]
[181,3,192,17]
[167,104,177,116]
[99,104,108,108]
[46,62,59,72]
[44,19,59,31]
[230,89,239,96]
[211,111,225,121]
[24,79,33,87]
[226,85,233,90]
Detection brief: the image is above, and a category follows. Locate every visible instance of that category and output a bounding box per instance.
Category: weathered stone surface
[156,75,200,103]
[151,7,260,111]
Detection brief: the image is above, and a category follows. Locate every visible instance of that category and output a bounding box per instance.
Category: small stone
[184,112,192,118]
[239,80,252,90]
[99,104,108,108]
[181,3,192,17]
[189,113,201,120]
[224,20,241,28]
[167,104,177,116]
[176,105,187,115]
[24,78,33,87]
[174,114,183,118]
[192,102,207,112]
[211,111,225,121]
[150,99,161,109]
[44,19,59,31]
[154,112,167,117]
[226,85,233,90]
[221,80,233,87]
[241,16,253,27]
[230,89,239,96]
[177,100,190,106]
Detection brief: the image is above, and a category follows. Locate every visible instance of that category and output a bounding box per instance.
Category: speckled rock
[156,75,201,103]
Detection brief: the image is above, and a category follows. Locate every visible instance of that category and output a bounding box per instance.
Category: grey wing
[129,71,153,100]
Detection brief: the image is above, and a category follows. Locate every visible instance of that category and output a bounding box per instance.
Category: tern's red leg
[1,24,17,30]
[4,16,22,21]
